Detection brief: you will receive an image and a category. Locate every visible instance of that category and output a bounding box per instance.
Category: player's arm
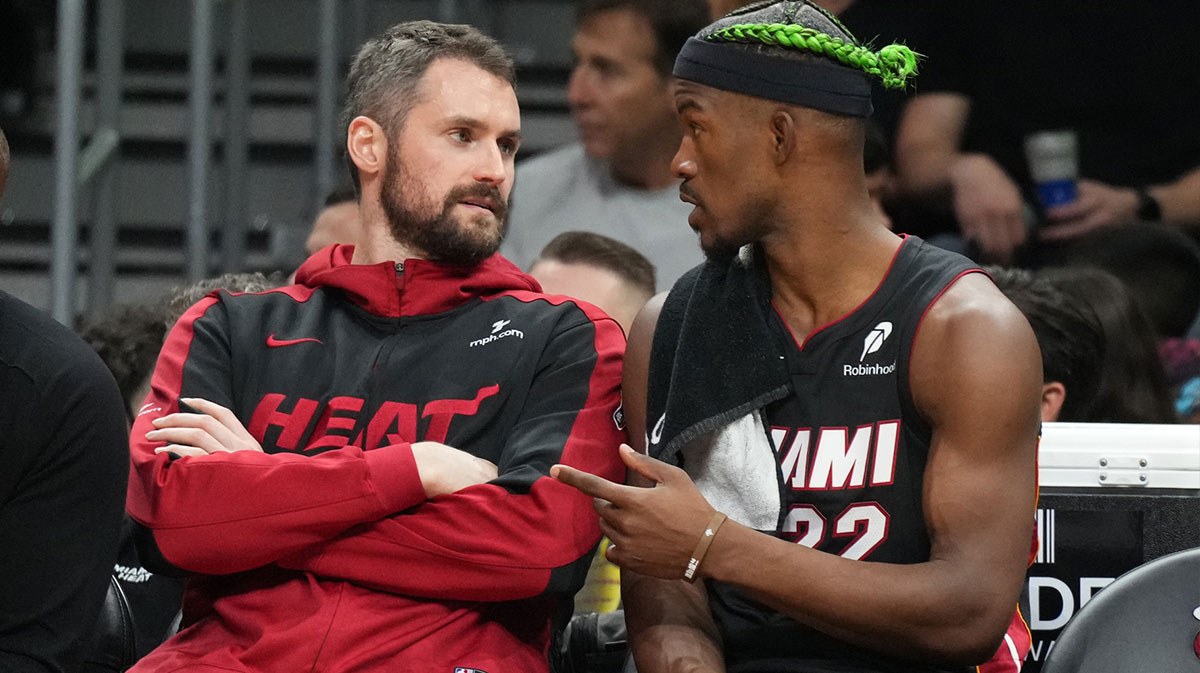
[703,274,1040,664]
[619,294,728,673]
[277,304,627,602]
[127,295,429,575]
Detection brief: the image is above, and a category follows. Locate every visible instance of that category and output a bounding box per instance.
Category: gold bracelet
[683,511,728,583]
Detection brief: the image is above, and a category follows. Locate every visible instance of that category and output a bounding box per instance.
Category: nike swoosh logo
[266,334,323,347]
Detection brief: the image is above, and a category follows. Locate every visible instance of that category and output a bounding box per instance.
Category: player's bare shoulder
[910,271,1042,423]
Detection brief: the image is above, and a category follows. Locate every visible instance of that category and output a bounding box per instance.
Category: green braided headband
[705,23,920,90]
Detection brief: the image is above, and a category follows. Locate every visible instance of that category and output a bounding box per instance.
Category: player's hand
[147,397,264,457]
[552,445,717,580]
[948,154,1028,264]
[410,441,498,498]
[1040,179,1139,241]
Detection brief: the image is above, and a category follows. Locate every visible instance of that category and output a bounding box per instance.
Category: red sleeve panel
[279,305,627,601]
[126,295,427,575]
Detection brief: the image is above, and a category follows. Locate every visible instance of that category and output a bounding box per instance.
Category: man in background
[503,0,710,289]
[530,231,655,335]
[0,124,129,672]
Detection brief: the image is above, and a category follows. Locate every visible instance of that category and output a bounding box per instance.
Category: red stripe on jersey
[906,268,987,377]
[126,294,219,519]
[772,236,910,352]
[978,605,1032,672]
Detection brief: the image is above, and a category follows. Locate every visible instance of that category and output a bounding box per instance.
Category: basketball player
[552,3,1043,672]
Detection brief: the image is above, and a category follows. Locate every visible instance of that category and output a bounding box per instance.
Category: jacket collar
[294,244,541,318]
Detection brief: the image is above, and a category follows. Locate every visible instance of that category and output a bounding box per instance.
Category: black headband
[673,37,874,117]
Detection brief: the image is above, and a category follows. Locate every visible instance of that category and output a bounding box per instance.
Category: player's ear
[1040,381,1066,422]
[769,109,796,166]
[347,116,388,180]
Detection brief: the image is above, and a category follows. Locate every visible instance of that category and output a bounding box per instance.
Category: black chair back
[1040,546,1200,673]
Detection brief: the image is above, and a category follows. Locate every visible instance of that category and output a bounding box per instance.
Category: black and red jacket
[126,245,626,672]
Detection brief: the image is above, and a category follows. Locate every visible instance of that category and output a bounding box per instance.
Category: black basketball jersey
[710,237,982,673]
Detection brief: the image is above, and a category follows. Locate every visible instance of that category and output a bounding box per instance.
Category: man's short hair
[341,21,515,192]
[989,266,1104,421]
[536,231,656,298]
[80,303,169,417]
[578,0,711,76]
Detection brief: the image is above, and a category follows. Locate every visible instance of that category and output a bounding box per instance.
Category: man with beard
[125,21,625,672]
[502,0,710,290]
[552,3,1042,673]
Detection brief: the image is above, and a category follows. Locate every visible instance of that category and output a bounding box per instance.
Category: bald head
[0,126,9,199]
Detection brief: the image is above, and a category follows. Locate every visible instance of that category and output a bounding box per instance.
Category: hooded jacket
[126,246,625,672]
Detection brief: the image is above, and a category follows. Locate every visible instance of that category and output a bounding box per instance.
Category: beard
[690,184,774,267]
[380,150,509,267]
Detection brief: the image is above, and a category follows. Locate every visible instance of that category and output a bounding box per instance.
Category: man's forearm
[624,571,725,673]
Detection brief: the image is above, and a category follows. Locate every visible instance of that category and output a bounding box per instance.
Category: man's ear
[346,116,388,181]
[1041,381,1067,422]
[769,109,797,166]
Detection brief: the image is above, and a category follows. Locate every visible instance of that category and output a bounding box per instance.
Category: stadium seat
[79,575,137,672]
[1040,546,1200,673]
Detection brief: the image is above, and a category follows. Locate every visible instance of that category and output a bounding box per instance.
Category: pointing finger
[619,445,674,485]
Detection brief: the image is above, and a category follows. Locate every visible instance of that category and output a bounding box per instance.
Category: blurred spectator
[529,231,655,335]
[503,0,709,290]
[0,291,130,672]
[893,1,1200,266]
[163,271,284,327]
[1040,267,1177,424]
[1160,338,1200,423]
[1,125,128,673]
[306,186,359,256]
[989,266,1104,422]
[81,303,168,423]
[1055,225,1200,340]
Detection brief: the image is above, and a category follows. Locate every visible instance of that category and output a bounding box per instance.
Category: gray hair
[341,20,515,191]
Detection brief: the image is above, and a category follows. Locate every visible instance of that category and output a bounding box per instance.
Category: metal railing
[48,0,427,324]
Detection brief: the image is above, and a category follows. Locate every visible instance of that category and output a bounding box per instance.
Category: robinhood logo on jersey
[844,321,896,377]
[469,319,525,348]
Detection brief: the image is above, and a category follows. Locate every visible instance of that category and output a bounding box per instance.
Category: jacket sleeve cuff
[365,443,426,514]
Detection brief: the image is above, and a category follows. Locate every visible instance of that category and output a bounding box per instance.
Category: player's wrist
[683,511,727,583]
